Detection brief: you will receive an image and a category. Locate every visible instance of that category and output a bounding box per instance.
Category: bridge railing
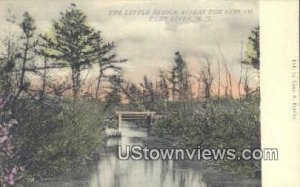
[115,111,156,130]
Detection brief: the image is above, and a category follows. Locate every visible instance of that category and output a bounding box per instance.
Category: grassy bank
[13,97,105,182]
[152,95,260,177]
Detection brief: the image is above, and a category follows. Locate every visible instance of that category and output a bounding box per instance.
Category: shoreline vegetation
[152,95,260,177]
[0,4,260,186]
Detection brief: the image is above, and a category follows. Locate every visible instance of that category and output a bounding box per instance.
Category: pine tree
[39,6,98,99]
[244,26,260,70]
[170,51,192,101]
[91,32,126,99]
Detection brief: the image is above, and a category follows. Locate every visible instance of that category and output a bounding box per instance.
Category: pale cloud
[0,0,259,83]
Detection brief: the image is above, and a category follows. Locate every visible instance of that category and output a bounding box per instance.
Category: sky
[0,0,259,91]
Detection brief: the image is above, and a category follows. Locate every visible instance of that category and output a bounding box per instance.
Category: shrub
[14,98,105,179]
[153,96,260,176]
[0,97,24,186]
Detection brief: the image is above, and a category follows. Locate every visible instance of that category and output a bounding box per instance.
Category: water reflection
[89,122,260,187]
[32,122,260,187]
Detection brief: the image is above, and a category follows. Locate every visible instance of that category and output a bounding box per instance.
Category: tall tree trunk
[12,37,29,117]
[171,72,176,102]
[217,60,221,100]
[95,70,103,99]
[197,77,201,101]
[14,38,29,101]
[71,66,81,99]
[238,40,244,100]
[40,57,48,101]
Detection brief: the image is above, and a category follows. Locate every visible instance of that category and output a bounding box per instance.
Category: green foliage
[104,75,123,111]
[15,98,105,178]
[39,6,99,98]
[0,12,37,110]
[154,96,260,176]
[40,7,96,66]
[92,34,126,99]
[20,12,36,37]
[245,26,260,70]
[170,51,192,101]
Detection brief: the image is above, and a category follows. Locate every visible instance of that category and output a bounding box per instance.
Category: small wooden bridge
[115,111,156,130]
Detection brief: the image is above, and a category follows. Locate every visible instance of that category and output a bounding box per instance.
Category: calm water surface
[32,122,261,187]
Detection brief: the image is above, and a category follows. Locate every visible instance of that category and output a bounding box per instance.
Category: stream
[31,121,261,187]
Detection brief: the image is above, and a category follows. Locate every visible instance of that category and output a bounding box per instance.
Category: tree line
[0,4,260,185]
[0,4,259,115]
[0,5,125,185]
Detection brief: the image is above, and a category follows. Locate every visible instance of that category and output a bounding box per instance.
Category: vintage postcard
[0,0,299,187]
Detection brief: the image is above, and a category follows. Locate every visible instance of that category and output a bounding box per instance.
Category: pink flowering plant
[0,98,23,186]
